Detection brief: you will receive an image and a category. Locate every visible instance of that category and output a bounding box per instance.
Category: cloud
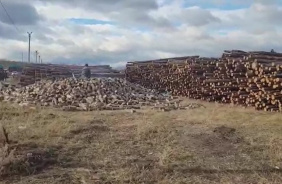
[40,0,158,13]
[0,0,282,68]
[0,1,42,25]
[35,0,173,30]
[0,22,24,40]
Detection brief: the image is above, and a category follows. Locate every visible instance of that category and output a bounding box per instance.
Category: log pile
[0,78,204,111]
[126,50,282,112]
[244,51,282,112]
[65,65,124,78]
[19,64,72,86]
[18,64,125,87]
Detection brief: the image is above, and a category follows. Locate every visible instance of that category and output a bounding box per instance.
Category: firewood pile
[0,78,204,111]
[126,50,282,112]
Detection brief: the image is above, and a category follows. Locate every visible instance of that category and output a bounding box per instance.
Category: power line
[0,0,37,64]
[0,0,20,32]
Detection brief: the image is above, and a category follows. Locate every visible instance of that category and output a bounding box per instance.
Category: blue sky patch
[68,18,114,25]
[182,1,250,10]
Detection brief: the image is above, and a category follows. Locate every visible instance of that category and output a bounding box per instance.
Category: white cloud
[35,3,109,21]
[0,0,282,67]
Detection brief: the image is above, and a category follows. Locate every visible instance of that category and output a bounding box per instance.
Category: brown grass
[0,100,282,183]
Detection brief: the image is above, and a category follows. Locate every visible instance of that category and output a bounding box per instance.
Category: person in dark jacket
[0,70,7,81]
[81,64,91,79]
[4,71,7,81]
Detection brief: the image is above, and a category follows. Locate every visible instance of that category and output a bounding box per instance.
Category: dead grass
[0,100,282,183]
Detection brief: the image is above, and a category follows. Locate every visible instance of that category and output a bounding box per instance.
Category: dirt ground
[0,100,282,184]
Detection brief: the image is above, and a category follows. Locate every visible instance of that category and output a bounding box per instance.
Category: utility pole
[27,32,32,63]
[35,50,38,63]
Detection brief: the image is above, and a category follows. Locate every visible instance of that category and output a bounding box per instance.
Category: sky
[0,0,281,68]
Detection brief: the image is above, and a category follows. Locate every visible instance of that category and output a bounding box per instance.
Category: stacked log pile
[19,64,73,86]
[18,64,125,87]
[126,50,282,112]
[0,78,205,111]
[244,51,282,111]
[65,65,124,78]
[126,56,201,93]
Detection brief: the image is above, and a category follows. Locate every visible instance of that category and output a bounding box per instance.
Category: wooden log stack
[19,64,72,86]
[64,65,123,78]
[244,51,282,112]
[125,50,282,112]
[18,63,125,87]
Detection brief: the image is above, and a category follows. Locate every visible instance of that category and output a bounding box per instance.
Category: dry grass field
[0,100,282,183]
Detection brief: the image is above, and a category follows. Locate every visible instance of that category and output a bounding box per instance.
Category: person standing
[4,70,7,81]
[81,63,91,79]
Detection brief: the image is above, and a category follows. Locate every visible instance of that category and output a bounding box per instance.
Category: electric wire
[0,0,20,32]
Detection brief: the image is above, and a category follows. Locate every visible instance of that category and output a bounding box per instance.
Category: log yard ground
[1,99,282,184]
[1,50,282,184]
